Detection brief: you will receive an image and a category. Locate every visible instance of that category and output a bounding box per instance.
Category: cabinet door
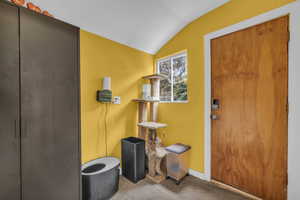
[0,2,21,200]
[20,8,80,200]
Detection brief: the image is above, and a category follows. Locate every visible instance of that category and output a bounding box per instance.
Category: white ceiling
[29,0,229,54]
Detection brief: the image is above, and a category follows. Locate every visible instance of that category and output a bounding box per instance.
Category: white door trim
[204,1,300,199]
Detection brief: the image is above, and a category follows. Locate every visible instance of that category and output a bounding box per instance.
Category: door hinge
[286,101,289,115]
[287,173,288,186]
[288,29,290,43]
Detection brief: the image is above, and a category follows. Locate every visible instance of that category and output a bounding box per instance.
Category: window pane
[173,56,187,101]
[159,59,171,101]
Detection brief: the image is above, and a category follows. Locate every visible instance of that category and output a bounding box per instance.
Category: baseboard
[119,167,206,180]
[211,180,262,200]
[188,169,208,181]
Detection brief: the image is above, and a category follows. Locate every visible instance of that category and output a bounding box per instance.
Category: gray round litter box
[82,157,120,200]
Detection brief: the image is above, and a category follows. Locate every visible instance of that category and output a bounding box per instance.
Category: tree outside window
[157,52,188,102]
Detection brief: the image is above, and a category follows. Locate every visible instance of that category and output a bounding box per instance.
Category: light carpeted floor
[111,176,249,200]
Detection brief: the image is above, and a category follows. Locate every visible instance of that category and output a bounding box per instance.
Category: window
[157,52,188,102]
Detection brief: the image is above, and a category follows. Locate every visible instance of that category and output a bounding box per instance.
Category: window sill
[159,101,189,104]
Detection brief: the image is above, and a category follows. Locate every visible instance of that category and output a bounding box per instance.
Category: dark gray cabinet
[0,1,81,200]
[0,2,21,200]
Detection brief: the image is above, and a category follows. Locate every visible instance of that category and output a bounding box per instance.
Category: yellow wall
[155,0,294,173]
[80,30,153,164]
[80,0,294,169]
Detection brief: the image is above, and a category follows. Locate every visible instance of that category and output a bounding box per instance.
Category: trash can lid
[122,137,145,144]
[166,143,191,154]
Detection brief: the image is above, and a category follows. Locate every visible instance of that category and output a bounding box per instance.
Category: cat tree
[133,74,168,183]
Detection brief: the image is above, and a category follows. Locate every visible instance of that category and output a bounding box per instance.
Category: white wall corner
[188,169,209,181]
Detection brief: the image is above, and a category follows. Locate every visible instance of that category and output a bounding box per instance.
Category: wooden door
[0,2,21,200]
[211,16,288,200]
[20,8,80,200]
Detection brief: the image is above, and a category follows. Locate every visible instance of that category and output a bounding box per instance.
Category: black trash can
[121,137,146,183]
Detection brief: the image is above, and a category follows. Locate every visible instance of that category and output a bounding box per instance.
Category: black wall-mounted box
[97,90,112,103]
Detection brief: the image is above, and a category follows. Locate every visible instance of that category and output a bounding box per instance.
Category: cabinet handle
[14,120,18,138]
[22,121,27,139]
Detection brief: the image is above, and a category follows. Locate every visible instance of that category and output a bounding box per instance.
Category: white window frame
[157,52,188,103]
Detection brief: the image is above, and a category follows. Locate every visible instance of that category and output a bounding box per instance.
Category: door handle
[211,114,220,120]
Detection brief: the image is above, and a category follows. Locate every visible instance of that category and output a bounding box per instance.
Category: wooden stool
[166,143,191,185]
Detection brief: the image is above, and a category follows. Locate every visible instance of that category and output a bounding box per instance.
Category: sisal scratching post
[138,102,147,139]
[133,74,168,183]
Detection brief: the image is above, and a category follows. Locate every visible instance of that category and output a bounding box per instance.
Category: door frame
[203,1,300,199]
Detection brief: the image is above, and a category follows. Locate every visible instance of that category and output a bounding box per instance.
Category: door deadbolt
[212,99,220,110]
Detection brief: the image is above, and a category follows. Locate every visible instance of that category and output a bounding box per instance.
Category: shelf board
[142,74,168,80]
[138,122,167,129]
[133,99,160,103]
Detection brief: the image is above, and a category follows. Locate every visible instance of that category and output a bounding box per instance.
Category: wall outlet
[113,96,121,104]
